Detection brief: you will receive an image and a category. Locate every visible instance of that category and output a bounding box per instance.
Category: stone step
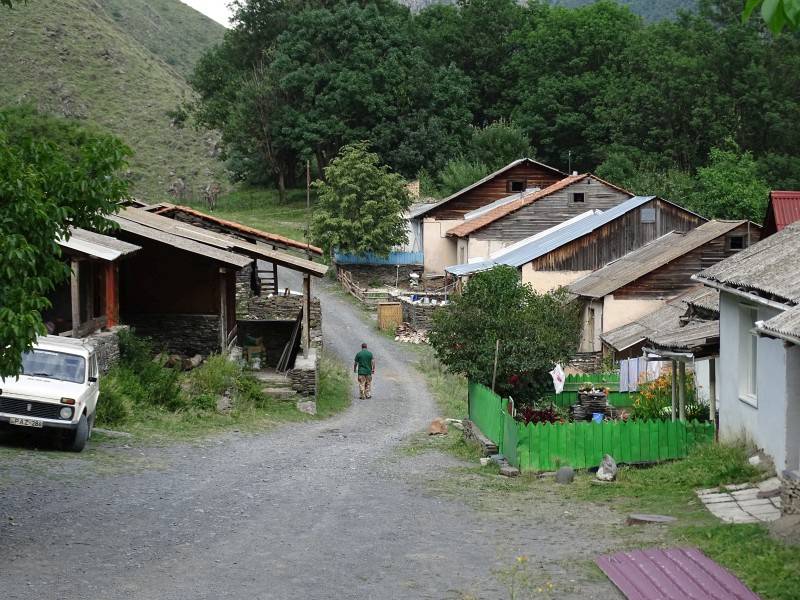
[261,387,299,400]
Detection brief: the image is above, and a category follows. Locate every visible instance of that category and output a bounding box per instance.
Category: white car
[0,336,99,452]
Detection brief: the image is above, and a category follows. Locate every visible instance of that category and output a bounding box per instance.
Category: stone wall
[781,470,800,515]
[399,297,442,330]
[86,326,128,374]
[238,292,322,349]
[287,348,319,398]
[123,313,220,356]
[343,264,422,290]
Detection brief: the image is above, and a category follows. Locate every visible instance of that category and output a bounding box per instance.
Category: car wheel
[64,413,89,452]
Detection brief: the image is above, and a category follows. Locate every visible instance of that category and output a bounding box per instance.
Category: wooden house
[412,158,565,273]
[446,196,705,293]
[106,207,327,356]
[569,220,760,353]
[445,174,633,265]
[46,228,141,337]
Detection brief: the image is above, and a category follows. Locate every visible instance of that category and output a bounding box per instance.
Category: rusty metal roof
[570,220,748,299]
[766,190,800,232]
[152,203,323,256]
[596,547,761,600]
[117,208,328,277]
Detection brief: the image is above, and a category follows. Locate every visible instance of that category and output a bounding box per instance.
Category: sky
[179,0,233,27]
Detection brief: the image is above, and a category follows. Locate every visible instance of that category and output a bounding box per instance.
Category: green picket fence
[468,382,713,472]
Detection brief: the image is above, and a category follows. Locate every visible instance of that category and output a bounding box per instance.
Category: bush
[96,373,132,425]
[631,371,702,420]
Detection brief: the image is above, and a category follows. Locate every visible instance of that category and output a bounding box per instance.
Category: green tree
[0,107,130,377]
[310,142,412,257]
[468,120,533,172]
[743,0,800,32]
[429,266,580,401]
[688,142,770,222]
[435,158,491,197]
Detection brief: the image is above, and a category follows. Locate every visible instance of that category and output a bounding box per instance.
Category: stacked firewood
[570,388,611,421]
[394,322,429,344]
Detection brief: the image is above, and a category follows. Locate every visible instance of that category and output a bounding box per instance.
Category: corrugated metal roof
[117,208,328,277]
[110,215,252,268]
[646,319,719,353]
[57,227,141,261]
[768,190,800,231]
[153,204,323,256]
[757,305,800,343]
[596,547,761,600]
[445,196,657,277]
[570,220,748,299]
[412,158,565,219]
[696,220,800,304]
[447,174,585,238]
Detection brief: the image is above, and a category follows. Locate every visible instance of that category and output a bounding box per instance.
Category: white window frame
[738,303,758,406]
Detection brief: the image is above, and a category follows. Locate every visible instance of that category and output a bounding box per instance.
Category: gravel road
[0,276,626,599]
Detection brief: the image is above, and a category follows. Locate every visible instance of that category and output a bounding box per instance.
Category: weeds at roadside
[411,344,468,419]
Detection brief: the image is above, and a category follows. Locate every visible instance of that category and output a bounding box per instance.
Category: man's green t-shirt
[354,349,373,376]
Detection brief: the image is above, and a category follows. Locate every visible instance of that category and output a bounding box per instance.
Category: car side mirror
[88,376,98,383]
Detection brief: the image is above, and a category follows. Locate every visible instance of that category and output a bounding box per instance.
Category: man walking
[353,342,375,399]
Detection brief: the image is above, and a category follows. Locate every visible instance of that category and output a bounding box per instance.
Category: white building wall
[718,291,794,470]
[520,265,589,294]
[784,346,800,471]
[602,296,664,333]
[422,218,459,274]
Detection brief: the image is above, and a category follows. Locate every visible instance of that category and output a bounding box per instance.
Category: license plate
[10,416,43,428]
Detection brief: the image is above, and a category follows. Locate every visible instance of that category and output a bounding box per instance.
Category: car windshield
[20,350,86,384]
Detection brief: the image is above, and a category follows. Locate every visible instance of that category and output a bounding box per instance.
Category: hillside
[98,0,225,79]
[0,0,226,201]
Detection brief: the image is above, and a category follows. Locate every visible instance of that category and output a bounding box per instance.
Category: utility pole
[305,159,311,259]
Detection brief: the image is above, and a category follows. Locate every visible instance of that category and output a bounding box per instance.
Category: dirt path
[0,278,626,599]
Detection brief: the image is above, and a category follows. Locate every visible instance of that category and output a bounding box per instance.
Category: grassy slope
[98,0,225,79]
[189,187,315,242]
[0,0,225,201]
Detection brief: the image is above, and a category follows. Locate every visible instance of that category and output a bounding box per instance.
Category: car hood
[0,376,87,403]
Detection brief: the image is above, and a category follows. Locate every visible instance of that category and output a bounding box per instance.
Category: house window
[572,192,585,203]
[728,235,745,250]
[738,304,758,405]
[507,179,526,193]
[640,208,656,223]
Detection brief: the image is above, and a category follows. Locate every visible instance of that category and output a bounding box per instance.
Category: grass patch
[412,344,468,419]
[315,351,352,418]
[675,524,800,600]
[190,187,314,242]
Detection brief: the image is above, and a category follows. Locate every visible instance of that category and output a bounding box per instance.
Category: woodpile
[570,388,612,421]
[394,322,428,344]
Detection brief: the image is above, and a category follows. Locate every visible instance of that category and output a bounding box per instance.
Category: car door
[86,354,100,416]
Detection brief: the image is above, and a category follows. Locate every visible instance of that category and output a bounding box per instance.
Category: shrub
[96,372,132,425]
[632,371,701,420]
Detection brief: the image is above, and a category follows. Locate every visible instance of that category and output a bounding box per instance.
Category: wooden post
[302,273,311,358]
[104,262,119,327]
[70,258,81,336]
[491,339,500,393]
[709,358,717,441]
[670,360,677,422]
[678,360,686,421]
[219,268,228,353]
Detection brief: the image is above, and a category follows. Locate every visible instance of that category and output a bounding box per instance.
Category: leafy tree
[434,158,491,197]
[743,0,800,32]
[688,142,770,222]
[310,142,412,257]
[468,120,533,172]
[429,266,580,402]
[0,107,130,377]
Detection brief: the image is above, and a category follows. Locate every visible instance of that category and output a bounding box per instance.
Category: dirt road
[0,278,624,599]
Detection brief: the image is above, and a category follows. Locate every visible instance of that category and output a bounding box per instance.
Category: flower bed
[468,382,713,472]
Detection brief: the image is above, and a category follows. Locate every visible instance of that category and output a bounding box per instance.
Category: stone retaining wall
[123,313,220,356]
[342,264,422,290]
[287,348,319,398]
[86,326,128,374]
[399,297,442,330]
[781,471,800,515]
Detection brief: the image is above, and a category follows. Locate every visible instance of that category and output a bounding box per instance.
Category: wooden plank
[70,259,80,336]
[302,273,310,358]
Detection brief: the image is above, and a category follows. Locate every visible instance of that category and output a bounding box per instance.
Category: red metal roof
[596,547,761,600]
[768,191,800,232]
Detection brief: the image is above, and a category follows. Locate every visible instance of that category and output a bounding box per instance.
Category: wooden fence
[468,382,713,472]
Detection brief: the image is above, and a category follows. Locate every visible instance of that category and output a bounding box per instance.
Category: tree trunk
[315,148,327,181]
[277,169,286,204]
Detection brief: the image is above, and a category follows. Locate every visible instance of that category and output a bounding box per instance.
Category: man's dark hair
[361,342,367,348]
